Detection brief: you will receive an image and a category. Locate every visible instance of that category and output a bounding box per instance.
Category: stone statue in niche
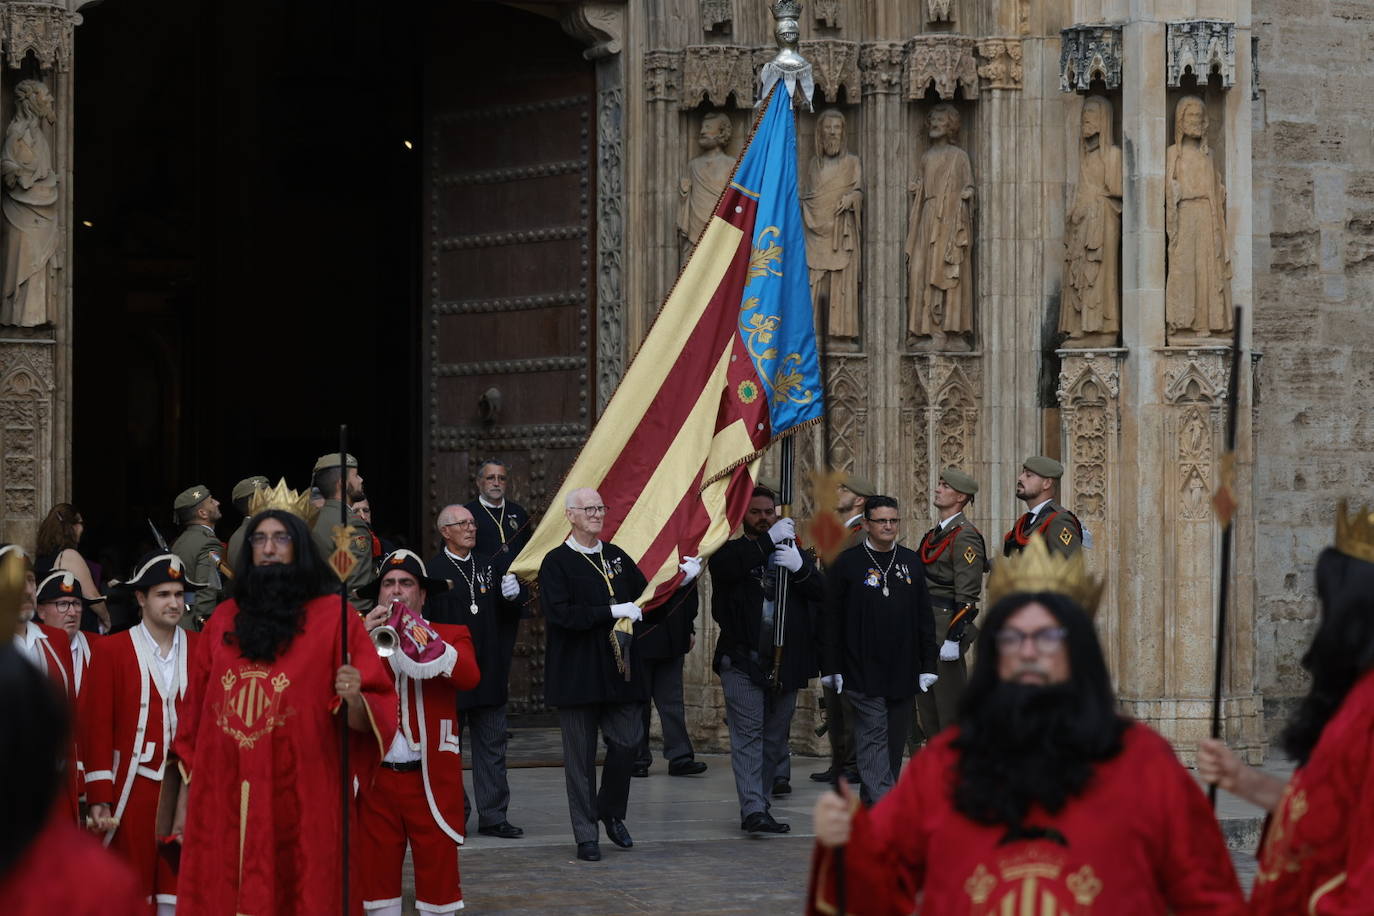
[2,80,59,327]
[906,104,974,350]
[1061,95,1122,347]
[800,109,863,341]
[1166,95,1232,340]
[928,0,954,23]
[677,112,734,263]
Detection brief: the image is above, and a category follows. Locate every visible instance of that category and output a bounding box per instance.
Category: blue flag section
[732,88,825,439]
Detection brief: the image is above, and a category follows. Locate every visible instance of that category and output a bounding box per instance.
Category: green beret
[940,467,978,496]
[841,473,878,498]
[231,475,270,503]
[173,485,212,511]
[1023,456,1064,479]
[313,452,358,475]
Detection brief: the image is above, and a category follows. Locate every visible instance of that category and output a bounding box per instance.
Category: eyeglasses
[441,520,477,529]
[867,517,901,525]
[993,626,1068,655]
[571,505,607,516]
[249,532,294,547]
[48,599,82,613]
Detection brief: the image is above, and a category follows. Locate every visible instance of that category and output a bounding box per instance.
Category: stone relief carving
[814,0,842,29]
[1061,96,1122,347]
[1059,25,1122,93]
[1166,96,1233,342]
[906,104,974,350]
[1177,407,1213,520]
[899,357,930,508]
[559,1,623,60]
[799,40,860,104]
[927,0,954,24]
[644,50,682,103]
[975,38,1023,91]
[935,364,978,472]
[858,41,905,96]
[681,45,755,109]
[1,79,58,327]
[906,36,979,101]
[1,3,81,72]
[801,109,863,341]
[701,0,731,33]
[1057,358,1120,523]
[826,357,867,478]
[0,342,54,542]
[677,112,734,262]
[1166,20,1236,89]
[597,86,625,410]
[1164,353,1229,405]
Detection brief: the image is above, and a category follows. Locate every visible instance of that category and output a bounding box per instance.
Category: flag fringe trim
[701,413,823,488]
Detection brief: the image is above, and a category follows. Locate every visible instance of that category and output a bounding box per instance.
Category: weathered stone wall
[1250,0,1374,734]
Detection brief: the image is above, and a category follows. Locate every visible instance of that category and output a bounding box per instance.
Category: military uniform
[1003,456,1083,558]
[309,452,378,611]
[225,476,269,577]
[914,469,987,745]
[170,484,226,630]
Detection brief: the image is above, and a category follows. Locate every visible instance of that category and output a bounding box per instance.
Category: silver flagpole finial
[759,0,814,109]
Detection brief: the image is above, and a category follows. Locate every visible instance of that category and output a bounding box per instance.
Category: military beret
[313,452,359,474]
[174,485,212,511]
[841,473,878,498]
[231,475,270,503]
[36,570,101,605]
[940,467,978,496]
[1023,456,1064,479]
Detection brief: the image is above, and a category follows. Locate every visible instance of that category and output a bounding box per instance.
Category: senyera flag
[508,85,823,611]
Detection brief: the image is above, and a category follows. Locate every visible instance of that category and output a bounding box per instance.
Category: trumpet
[371,623,398,657]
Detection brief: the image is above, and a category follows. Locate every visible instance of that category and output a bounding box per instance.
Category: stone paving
[404,747,1281,913]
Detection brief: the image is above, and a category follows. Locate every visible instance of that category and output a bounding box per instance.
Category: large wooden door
[423,5,595,719]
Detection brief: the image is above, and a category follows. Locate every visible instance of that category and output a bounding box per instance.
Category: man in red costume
[35,568,99,696]
[171,486,398,916]
[809,535,1245,915]
[1199,501,1374,913]
[81,553,197,915]
[358,549,479,916]
[1,543,81,823]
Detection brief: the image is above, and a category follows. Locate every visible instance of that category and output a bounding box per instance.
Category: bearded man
[808,535,1245,915]
[171,484,398,915]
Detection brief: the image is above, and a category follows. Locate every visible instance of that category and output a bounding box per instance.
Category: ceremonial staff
[333,427,352,910]
[1208,307,1244,808]
[768,436,794,691]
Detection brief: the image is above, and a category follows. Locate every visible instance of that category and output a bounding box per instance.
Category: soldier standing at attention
[225,476,270,567]
[914,468,987,746]
[310,452,378,612]
[1003,456,1082,558]
[170,484,225,629]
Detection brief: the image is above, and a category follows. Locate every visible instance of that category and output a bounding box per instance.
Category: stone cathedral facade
[1,0,1370,760]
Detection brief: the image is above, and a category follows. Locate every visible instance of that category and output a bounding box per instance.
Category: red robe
[807,723,1245,915]
[172,596,399,916]
[1249,671,1374,914]
[79,624,197,908]
[0,811,146,916]
[18,620,80,822]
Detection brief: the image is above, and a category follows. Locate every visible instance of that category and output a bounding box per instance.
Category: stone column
[0,0,82,548]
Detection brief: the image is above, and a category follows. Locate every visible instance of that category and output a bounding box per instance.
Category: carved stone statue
[677,112,734,263]
[906,104,974,350]
[1166,95,1232,340]
[2,80,59,327]
[801,109,863,341]
[1061,96,1122,347]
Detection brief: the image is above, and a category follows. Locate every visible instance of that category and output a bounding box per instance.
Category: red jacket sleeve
[437,623,480,692]
[171,612,218,782]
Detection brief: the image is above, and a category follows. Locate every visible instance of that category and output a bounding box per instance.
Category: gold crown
[247,478,320,526]
[1334,500,1374,565]
[986,534,1105,617]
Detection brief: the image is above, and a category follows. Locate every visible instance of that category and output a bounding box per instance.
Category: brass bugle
[372,624,398,657]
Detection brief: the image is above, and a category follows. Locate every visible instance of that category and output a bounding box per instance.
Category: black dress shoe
[602,817,633,848]
[477,821,524,839]
[808,767,836,783]
[772,777,792,797]
[576,841,601,861]
[742,811,791,834]
[668,759,708,776]
[631,764,650,778]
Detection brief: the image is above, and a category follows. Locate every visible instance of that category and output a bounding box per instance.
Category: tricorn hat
[36,570,102,605]
[359,549,451,600]
[123,553,205,592]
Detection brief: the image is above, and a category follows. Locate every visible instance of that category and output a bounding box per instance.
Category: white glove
[774,542,803,572]
[767,516,796,544]
[678,555,702,584]
[939,640,960,662]
[610,602,642,622]
[820,673,843,694]
[500,573,520,600]
[918,673,939,693]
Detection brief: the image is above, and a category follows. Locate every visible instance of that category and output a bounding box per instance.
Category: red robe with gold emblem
[79,624,196,909]
[1249,671,1374,914]
[807,723,1245,915]
[171,596,398,916]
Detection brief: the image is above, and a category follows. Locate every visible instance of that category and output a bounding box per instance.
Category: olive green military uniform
[312,498,376,612]
[224,476,270,580]
[913,508,987,744]
[172,523,224,629]
[1003,498,1082,559]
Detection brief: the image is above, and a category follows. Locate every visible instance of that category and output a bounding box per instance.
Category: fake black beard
[230,563,312,663]
[951,680,1125,844]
